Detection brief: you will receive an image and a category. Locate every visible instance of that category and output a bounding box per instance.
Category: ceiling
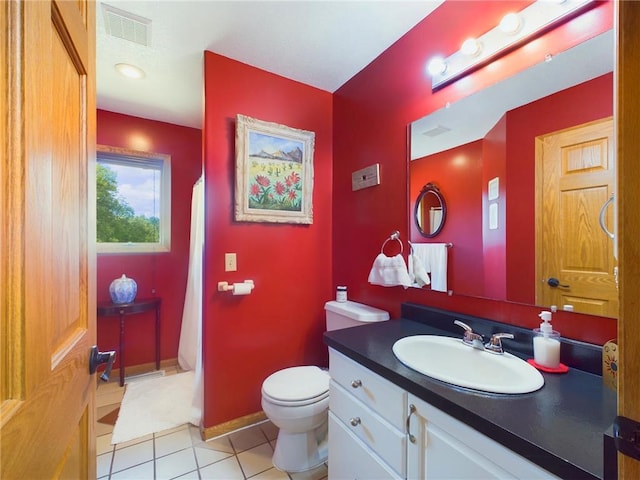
[96,1,444,130]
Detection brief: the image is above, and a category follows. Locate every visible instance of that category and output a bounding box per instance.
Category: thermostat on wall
[352,163,380,191]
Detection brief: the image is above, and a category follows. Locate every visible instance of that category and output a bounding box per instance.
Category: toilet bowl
[261,366,330,472]
[261,301,389,473]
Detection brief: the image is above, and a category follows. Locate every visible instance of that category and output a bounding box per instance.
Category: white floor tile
[155,448,198,480]
[194,445,234,469]
[251,467,291,479]
[116,432,153,449]
[289,463,328,480]
[110,460,155,479]
[237,442,274,478]
[156,423,190,438]
[260,421,279,442]
[229,425,269,453]
[155,428,194,458]
[174,471,201,479]
[111,439,154,473]
[199,456,245,479]
[202,435,235,454]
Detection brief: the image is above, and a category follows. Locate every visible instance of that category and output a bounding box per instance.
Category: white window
[96,145,171,254]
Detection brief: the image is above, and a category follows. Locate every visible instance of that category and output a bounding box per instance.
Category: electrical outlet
[225,253,237,272]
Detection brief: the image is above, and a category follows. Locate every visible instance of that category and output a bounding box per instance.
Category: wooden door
[617,1,640,476]
[535,118,618,317]
[1,0,96,478]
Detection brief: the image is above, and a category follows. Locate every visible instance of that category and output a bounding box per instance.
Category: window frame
[96,144,171,254]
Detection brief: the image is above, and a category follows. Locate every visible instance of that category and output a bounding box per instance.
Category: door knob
[89,345,116,382]
[547,277,570,288]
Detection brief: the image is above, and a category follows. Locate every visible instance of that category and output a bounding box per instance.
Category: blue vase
[109,274,137,304]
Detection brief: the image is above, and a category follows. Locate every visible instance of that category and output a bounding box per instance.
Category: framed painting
[235,114,315,224]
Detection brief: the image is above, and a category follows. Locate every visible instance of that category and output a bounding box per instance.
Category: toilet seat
[262,366,330,406]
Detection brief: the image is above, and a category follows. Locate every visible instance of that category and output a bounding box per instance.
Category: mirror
[408,30,615,316]
[415,183,446,237]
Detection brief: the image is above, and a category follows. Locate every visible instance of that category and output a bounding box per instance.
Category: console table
[97,297,162,387]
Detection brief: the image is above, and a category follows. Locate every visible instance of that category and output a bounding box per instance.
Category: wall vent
[101,3,151,47]
[421,125,451,138]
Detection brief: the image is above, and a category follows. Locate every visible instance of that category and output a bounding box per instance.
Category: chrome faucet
[484,333,515,355]
[453,320,514,355]
[453,320,485,350]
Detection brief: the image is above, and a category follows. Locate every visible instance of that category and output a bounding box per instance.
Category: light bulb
[427,57,447,77]
[461,38,481,56]
[499,13,522,35]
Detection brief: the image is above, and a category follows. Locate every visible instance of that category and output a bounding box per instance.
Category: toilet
[261,300,389,472]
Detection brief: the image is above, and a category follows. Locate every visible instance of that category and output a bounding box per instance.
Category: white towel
[368,253,412,288]
[408,251,430,287]
[411,243,448,292]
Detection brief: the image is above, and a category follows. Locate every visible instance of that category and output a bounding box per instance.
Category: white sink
[392,335,544,394]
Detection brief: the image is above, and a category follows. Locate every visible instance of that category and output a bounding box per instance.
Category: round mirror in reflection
[415,183,446,237]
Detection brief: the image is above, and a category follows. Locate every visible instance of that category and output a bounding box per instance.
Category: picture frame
[235,114,315,224]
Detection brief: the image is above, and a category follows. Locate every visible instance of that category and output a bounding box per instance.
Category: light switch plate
[225,253,237,272]
[352,164,380,191]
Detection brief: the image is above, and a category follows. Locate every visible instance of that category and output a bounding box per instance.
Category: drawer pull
[350,417,361,427]
[407,404,417,444]
[351,379,362,388]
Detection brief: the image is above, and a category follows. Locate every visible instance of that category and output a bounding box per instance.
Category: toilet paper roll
[232,282,252,295]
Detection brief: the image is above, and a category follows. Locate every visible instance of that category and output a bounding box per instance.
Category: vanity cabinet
[328,348,406,479]
[329,348,558,480]
[407,394,559,479]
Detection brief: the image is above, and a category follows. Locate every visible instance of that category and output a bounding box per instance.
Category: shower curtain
[178,175,204,426]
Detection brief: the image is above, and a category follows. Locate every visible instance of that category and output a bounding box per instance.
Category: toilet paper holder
[218,279,255,293]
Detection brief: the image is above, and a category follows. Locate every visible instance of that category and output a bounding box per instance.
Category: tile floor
[96,370,328,480]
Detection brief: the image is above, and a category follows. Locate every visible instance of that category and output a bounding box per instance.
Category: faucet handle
[453,319,472,333]
[453,320,483,346]
[485,333,515,354]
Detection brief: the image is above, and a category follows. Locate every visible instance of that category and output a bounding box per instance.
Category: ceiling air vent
[102,3,151,47]
[421,125,451,138]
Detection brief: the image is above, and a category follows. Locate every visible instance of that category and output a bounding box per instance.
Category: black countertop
[323,304,617,479]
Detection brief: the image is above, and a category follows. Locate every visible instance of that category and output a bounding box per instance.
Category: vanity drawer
[330,382,406,477]
[329,348,406,429]
[328,412,403,480]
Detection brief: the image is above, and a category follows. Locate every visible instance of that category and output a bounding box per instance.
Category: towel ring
[381,230,403,254]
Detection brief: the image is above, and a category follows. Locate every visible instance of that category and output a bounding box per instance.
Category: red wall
[96,110,202,370]
[482,115,508,299]
[333,1,616,346]
[409,140,484,297]
[202,53,333,427]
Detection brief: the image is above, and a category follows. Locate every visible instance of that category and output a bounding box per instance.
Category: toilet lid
[262,366,330,402]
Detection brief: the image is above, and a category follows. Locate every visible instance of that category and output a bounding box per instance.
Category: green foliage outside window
[96,163,159,243]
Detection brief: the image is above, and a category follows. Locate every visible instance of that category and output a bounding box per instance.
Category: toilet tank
[324,300,390,331]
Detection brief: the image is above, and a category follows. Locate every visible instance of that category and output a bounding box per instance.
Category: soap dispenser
[533,311,561,368]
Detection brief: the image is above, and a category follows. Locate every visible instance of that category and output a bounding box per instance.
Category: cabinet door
[407,395,558,479]
[328,413,403,480]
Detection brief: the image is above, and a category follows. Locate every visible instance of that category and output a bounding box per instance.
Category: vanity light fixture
[427,0,595,90]
[115,63,145,79]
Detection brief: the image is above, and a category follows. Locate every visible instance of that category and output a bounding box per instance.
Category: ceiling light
[115,63,145,79]
[499,13,522,35]
[427,57,447,76]
[461,38,481,56]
